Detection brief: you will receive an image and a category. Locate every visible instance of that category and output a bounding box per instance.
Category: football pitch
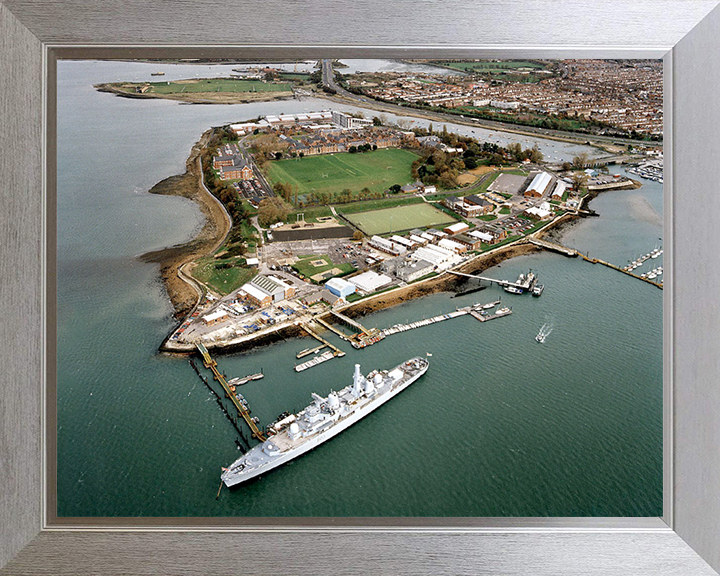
[266,149,418,196]
[343,203,457,235]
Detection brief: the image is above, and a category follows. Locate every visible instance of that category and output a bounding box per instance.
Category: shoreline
[139,128,231,318]
[94,83,296,105]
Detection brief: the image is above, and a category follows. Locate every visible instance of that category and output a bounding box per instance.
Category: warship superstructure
[221,357,429,487]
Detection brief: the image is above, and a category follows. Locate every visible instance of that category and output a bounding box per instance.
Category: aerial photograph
[57,58,663,517]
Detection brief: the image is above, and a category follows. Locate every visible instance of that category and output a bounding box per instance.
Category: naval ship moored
[221,357,429,487]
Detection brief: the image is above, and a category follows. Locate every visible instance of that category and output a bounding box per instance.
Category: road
[238,136,274,197]
[318,60,657,149]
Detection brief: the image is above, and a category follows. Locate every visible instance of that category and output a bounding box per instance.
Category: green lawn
[266,149,419,196]
[147,78,291,94]
[338,196,424,214]
[291,255,354,282]
[290,196,424,223]
[439,60,546,72]
[344,203,457,235]
[191,257,257,295]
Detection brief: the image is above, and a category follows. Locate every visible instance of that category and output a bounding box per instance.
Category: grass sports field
[191,256,257,296]
[291,255,354,283]
[437,60,546,72]
[147,78,291,94]
[266,149,418,196]
[344,203,457,235]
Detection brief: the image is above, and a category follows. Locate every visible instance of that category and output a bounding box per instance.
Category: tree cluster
[506,142,544,163]
[258,197,292,227]
[348,143,378,153]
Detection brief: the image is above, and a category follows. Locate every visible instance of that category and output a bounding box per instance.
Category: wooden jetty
[196,343,266,441]
[329,310,371,335]
[578,253,663,289]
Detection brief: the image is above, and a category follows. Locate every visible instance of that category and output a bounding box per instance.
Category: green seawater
[57,61,662,517]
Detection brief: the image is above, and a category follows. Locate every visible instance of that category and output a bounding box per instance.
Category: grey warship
[221,357,429,487]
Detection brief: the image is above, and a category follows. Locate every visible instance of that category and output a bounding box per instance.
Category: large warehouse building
[239,274,295,307]
[325,277,356,299]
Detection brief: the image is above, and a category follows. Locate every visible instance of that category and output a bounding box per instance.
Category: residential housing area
[343,59,663,138]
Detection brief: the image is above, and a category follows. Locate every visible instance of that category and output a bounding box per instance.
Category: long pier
[196,343,266,441]
[380,300,508,337]
[447,270,529,290]
[518,238,664,289]
[577,253,663,289]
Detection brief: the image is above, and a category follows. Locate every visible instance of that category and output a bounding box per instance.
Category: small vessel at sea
[535,322,553,343]
[221,357,430,487]
[532,284,544,297]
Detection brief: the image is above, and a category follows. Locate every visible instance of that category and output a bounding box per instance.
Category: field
[437,60,547,73]
[291,255,355,283]
[191,256,257,295]
[266,149,419,196]
[147,78,291,94]
[344,203,457,235]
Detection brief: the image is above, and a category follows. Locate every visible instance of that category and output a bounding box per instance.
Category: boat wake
[536,321,554,343]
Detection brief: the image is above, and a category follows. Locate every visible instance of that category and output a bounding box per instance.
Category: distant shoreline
[94,82,296,105]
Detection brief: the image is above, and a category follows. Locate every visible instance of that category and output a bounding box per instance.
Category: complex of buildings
[212,143,255,181]
[346,59,663,136]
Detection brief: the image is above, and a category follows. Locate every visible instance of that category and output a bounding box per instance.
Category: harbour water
[57,60,662,517]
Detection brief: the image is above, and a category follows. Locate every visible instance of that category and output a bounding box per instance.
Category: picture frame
[2,1,720,573]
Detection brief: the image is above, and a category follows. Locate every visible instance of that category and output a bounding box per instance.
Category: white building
[414,244,461,269]
[438,238,467,254]
[526,201,553,219]
[551,180,568,200]
[444,222,470,236]
[469,230,494,243]
[390,235,416,249]
[326,277,356,298]
[348,271,393,293]
[524,172,554,197]
[202,309,230,326]
[370,235,406,256]
[331,110,373,130]
[490,100,520,110]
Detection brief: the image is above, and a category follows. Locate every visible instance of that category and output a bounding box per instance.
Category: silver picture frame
[2,0,720,573]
